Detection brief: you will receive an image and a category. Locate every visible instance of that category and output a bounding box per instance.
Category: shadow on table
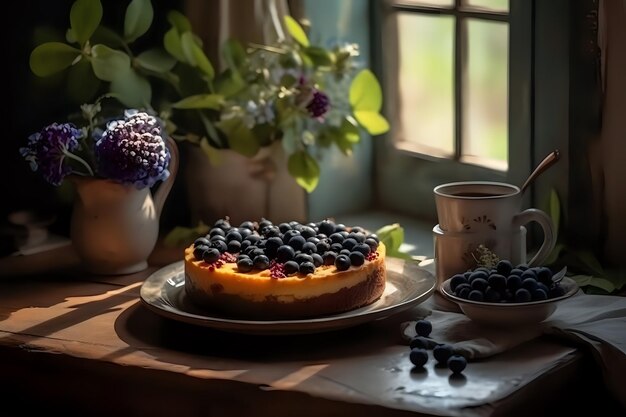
[0,268,151,324]
[115,301,423,363]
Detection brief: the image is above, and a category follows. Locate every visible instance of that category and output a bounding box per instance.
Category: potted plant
[29,0,388,225]
[20,104,178,274]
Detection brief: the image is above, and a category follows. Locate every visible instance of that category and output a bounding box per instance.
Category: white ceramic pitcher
[70,138,179,275]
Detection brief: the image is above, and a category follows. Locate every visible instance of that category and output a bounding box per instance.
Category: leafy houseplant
[30,0,389,192]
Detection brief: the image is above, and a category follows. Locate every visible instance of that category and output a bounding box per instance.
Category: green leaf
[571,274,593,287]
[164,226,195,247]
[340,117,361,142]
[350,69,383,111]
[321,118,361,156]
[549,188,560,240]
[70,0,103,45]
[66,57,100,103]
[192,33,204,47]
[571,274,616,293]
[180,32,197,66]
[573,249,605,276]
[304,46,333,67]
[317,131,333,148]
[172,94,223,109]
[136,48,176,72]
[110,69,151,108]
[167,10,192,33]
[164,222,209,248]
[279,50,303,69]
[354,110,390,135]
[284,15,310,47]
[179,32,215,78]
[214,69,246,97]
[124,0,153,42]
[333,135,353,155]
[222,39,246,71]
[199,112,223,147]
[251,125,273,147]
[376,223,405,255]
[29,42,81,77]
[586,277,616,293]
[299,51,314,68]
[191,40,214,79]
[216,118,260,157]
[164,28,186,62]
[91,44,131,81]
[584,286,612,295]
[66,28,77,44]
[350,69,389,135]
[287,151,320,193]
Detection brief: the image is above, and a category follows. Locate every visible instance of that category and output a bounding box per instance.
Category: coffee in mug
[434,182,552,234]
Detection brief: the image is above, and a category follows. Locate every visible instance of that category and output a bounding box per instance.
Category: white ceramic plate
[140,257,436,335]
[440,276,579,326]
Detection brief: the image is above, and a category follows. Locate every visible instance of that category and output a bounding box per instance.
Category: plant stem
[64,150,94,176]
[248,43,287,54]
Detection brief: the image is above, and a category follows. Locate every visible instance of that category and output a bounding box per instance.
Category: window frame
[371,0,532,222]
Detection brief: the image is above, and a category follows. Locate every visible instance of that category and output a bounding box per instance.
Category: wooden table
[0,248,619,416]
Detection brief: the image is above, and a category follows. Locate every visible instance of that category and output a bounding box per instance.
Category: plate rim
[440,276,579,308]
[139,258,436,333]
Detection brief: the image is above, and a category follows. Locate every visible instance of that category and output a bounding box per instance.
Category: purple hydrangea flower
[306,89,330,118]
[94,112,170,189]
[19,123,83,186]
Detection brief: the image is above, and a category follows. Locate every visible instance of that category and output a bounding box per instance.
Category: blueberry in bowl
[441,261,578,326]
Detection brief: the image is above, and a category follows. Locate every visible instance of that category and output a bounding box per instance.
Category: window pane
[463,18,508,169]
[391,0,454,7]
[397,13,454,156]
[463,0,509,12]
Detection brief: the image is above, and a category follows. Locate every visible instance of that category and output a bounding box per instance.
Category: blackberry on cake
[184,218,386,319]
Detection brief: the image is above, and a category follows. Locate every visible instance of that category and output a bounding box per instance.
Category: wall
[302,0,375,220]
[589,0,626,265]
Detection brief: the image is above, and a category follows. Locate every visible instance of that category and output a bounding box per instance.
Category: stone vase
[185,142,307,226]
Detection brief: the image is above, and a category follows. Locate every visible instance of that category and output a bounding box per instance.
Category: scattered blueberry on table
[414,319,433,337]
[433,344,455,365]
[447,355,467,374]
[409,336,437,350]
[406,320,467,374]
[409,348,429,367]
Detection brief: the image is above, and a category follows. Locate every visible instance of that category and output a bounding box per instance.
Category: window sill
[335,209,435,259]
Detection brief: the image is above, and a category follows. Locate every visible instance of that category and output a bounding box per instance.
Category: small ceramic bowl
[440,277,579,326]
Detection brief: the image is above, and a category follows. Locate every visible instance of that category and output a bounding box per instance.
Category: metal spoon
[521,150,561,193]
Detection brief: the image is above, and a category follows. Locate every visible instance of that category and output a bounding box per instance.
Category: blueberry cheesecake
[184,218,386,319]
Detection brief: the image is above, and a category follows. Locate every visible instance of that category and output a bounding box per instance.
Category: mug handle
[512,208,556,266]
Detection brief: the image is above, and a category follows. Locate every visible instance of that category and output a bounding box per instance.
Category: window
[375,0,532,220]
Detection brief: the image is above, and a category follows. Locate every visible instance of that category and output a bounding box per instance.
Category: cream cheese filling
[185,244,386,303]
